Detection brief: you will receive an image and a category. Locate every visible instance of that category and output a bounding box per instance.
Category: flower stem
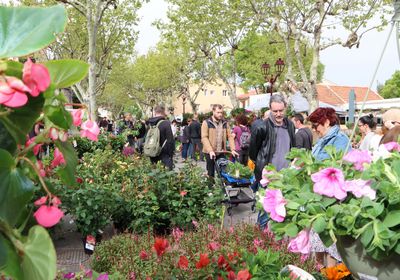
[18,156,52,199]
[65,103,87,108]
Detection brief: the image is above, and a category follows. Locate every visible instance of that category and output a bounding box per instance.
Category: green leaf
[285,223,299,237]
[0,167,34,227]
[383,210,400,228]
[44,59,89,88]
[0,148,14,169]
[4,61,23,78]
[44,105,72,130]
[312,216,327,233]
[360,223,374,247]
[285,201,300,210]
[0,94,44,145]
[21,226,56,280]
[0,5,67,58]
[0,122,16,154]
[56,141,78,186]
[0,233,23,279]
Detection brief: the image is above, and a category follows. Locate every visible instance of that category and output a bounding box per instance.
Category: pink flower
[207,224,215,232]
[52,196,62,206]
[80,120,100,141]
[51,148,66,168]
[71,109,83,127]
[36,160,46,177]
[34,205,64,227]
[58,131,68,142]
[25,137,42,156]
[49,128,59,141]
[287,229,311,254]
[0,76,30,107]
[384,142,400,152]
[34,196,47,206]
[208,242,220,251]
[237,270,252,280]
[343,150,372,171]
[84,270,93,278]
[260,169,273,187]
[344,179,376,200]
[180,190,187,197]
[172,228,184,242]
[263,189,287,222]
[96,274,109,280]
[311,167,347,200]
[192,220,199,228]
[63,272,75,279]
[253,238,263,248]
[22,58,51,97]
[139,250,149,260]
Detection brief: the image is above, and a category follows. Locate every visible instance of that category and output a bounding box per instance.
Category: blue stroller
[215,157,257,216]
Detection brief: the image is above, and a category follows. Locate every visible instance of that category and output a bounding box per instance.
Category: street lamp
[150,98,156,117]
[181,94,187,115]
[261,58,285,95]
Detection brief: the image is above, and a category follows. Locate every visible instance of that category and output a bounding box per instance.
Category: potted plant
[259,143,400,280]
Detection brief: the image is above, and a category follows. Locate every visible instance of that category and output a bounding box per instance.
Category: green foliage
[91,223,319,279]
[44,59,89,89]
[74,133,126,158]
[0,5,67,58]
[262,146,400,261]
[226,161,253,179]
[379,70,400,98]
[230,108,246,118]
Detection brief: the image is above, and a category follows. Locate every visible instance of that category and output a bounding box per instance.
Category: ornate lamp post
[181,94,187,115]
[261,58,285,95]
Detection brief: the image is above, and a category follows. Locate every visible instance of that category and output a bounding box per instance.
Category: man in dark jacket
[292,113,313,150]
[188,115,204,161]
[146,105,175,170]
[249,94,296,182]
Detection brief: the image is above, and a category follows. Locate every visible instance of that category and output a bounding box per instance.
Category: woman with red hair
[308,107,351,267]
[308,107,350,160]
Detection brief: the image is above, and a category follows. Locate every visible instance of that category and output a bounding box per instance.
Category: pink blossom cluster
[33,195,64,228]
[71,109,100,141]
[0,59,50,107]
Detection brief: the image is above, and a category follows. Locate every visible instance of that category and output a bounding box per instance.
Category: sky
[135,0,400,90]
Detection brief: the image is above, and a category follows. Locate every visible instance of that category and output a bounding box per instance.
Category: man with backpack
[201,104,238,177]
[232,114,250,165]
[144,105,175,170]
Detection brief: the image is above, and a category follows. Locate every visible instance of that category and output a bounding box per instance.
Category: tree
[53,0,142,120]
[379,70,400,98]
[160,0,255,108]
[235,31,324,92]
[248,0,391,111]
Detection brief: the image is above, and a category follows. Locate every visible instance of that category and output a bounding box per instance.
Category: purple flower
[96,274,109,280]
[263,189,287,222]
[311,167,347,200]
[122,146,134,157]
[343,150,372,171]
[63,272,75,279]
[384,142,400,152]
[344,179,376,200]
[84,269,93,278]
[288,229,311,254]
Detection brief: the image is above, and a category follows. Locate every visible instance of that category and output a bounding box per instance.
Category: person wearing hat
[380,108,400,145]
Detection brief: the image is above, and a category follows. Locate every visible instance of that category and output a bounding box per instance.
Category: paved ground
[56,155,258,273]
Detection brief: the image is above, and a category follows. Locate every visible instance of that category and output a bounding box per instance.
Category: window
[210,90,215,95]
[222,90,227,96]
[204,89,207,96]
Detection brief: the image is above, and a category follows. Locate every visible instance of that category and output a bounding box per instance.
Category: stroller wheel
[251,203,256,213]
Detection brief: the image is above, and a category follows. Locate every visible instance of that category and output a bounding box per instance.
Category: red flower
[153,238,169,257]
[237,270,251,280]
[22,58,51,97]
[51,148,65,168]
[177,255,189,270]
[139,250,149,260]
[227,271,236,280]
[217,277,223,280]
[195,253,210,269]
[76,177,83,184]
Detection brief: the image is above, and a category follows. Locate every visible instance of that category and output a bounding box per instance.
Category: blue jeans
[181,142,190,159]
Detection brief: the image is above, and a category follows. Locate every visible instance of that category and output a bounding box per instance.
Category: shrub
[91,223,321,279]
[74,132,126,158]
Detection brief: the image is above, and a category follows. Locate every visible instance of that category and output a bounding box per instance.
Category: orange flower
[321,263,351,280]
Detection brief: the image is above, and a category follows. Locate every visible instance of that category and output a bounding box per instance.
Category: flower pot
[336,235,400,280]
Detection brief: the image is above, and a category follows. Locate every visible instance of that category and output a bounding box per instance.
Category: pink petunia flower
[34,205,64,227]
[260,169,273,187]
[0,76,30,107]
[311,167,347,200]
[384,142,400,152]
[51,148,66,168]
[71,109,83,127]
[287,229,311,254]
[80,120,100,141]
[22,58,51,97]
[343,150,372,171]
[344,179,376,200]
[263,189,287,222]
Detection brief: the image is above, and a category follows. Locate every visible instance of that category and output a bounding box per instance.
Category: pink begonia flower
[343,150,372,171]
[52,196,62,206]
[344,179,376,200]
[287,229,311,254]
[34,196,48,206]
[34,205,64,227]
[36,160,46,177]
[80,120,100,141]
[0,76,30,107]
[260,169,273,187]
[51,148,66,168]
[22,58,51,97]
[311,167,347,200]
[263,189,287,222]
[71,109,83,127]
[25,137,42,156]
[384,142,400,152]
[49,128,59,141]
[58,131,68,142]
